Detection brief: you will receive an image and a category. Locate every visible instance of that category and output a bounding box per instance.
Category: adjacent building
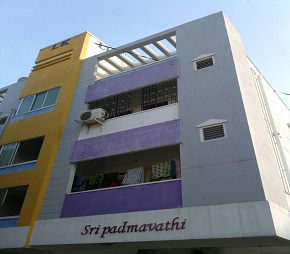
[0,12,289,254]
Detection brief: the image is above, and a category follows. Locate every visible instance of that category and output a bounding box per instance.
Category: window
[31,92,46,110]
[0,137,44,167]
[0,185,28,217]
[87,79,178,119]
[142,79,178,110]
[0,89,8,106]
[0,115,8,125]
[88,92,132,119]
[16,87,60,115]
[17,95,34,115]
[196,119,227,142]
[0,143,17,167]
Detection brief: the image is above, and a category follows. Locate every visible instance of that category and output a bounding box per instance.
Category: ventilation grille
[203,124,225,141]
[196,57,213,70]
[80,111,92,121]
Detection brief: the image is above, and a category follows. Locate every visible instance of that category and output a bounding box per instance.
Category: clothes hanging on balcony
[100,172,118,188]
[175,159,181,178]
[150,160,181,181]
[150,161,171,181]
[122,167,144,185]
[117,172,126,184]
[171,160,176,179]
[144,166,151,182]
[86,174,103,190]
[71,176,87,192]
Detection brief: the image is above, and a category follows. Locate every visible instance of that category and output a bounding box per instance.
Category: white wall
[79,103,179,140]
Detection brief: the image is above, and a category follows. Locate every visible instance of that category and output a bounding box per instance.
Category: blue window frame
[0,137,44,168]
[16,87,60,116]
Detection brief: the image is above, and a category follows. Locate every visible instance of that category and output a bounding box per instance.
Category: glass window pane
[0,189,8,206]
[0,143,17,167]
[0,116,7,125]
[17,96,34,115]
[0,186,28,217]
[43,87,60,107]
[12,137,44,164]
[31,92,46,110]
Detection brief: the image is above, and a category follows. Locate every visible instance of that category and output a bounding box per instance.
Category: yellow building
[0,32,105,248]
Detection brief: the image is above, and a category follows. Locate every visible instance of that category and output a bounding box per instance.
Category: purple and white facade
[23,12,290,254]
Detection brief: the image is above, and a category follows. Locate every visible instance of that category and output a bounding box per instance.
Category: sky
[0,0,289,107]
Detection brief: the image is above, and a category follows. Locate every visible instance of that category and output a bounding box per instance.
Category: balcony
[79,102,179,141]
[65,140,181,218]
[61,179,181,218]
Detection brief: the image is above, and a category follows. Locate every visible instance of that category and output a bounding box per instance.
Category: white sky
[0,0,289,107]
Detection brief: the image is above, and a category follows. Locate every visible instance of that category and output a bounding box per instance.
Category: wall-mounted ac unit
[79,108,107,125]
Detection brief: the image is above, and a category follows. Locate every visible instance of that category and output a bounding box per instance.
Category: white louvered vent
[196,57,214,70]
[202,124,225,141]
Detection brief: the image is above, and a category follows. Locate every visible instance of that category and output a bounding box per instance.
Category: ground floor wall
[28,201,289,252]
[2,241,290,254]
[1,201,289,253]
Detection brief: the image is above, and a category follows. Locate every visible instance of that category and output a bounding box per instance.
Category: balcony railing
[61,179,182,218]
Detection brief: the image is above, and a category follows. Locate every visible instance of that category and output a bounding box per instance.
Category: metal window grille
[88,92,131,119]
[142,79,178,110]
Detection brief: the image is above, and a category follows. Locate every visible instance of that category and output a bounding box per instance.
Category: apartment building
[1,12,290,254]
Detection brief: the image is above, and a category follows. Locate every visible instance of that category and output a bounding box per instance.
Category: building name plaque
[81,216,186,238]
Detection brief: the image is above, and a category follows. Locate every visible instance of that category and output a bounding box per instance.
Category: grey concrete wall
[223,15,288,209]
[176,12,266,207]
[38,56,98,219]
[261,75,290,175]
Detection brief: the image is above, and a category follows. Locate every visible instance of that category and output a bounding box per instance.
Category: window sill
[0,161,37,175]
[0,216,19,228]
[9,105,54,122]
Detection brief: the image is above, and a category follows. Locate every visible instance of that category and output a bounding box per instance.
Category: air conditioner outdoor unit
[79,108,107,125]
